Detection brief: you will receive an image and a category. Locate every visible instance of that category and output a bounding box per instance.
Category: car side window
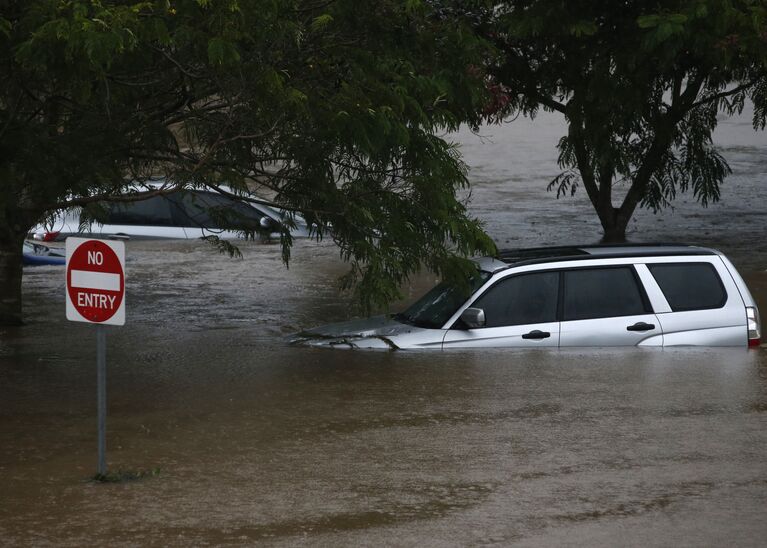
[170,190,265,230]
[105,196,175,226]
[563,267,648,321]
[648,263,727,311]
[470,271,559,328]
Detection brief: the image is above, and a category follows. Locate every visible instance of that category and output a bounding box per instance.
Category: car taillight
[41,231,60,242]
[747,306,761,347]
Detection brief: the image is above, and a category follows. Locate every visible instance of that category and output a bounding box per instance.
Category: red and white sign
[66,238,125,325]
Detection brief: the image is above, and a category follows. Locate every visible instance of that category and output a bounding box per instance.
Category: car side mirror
[460,307,485,329]
[260,216,278,230]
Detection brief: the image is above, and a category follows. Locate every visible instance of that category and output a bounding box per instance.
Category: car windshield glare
[396,271,490,329]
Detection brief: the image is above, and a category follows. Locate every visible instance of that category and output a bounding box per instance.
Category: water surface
[1,106,766,546]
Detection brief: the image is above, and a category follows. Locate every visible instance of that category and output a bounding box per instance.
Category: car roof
[474,243,719,273]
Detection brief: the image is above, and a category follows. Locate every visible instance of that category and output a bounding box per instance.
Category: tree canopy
[470,0,767,240]
[0,0,495,325]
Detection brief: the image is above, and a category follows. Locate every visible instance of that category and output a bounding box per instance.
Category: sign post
[65,238,125,477]
[96,325,106,475]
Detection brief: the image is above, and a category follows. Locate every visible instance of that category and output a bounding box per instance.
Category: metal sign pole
[96,324,107,476]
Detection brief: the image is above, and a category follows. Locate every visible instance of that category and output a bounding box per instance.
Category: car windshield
[396,271,490,329]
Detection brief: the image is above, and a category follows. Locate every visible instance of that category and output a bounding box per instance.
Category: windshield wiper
[393,313,442,329]
[392,312,414,325]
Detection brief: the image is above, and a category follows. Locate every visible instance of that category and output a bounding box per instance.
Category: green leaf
[207,37,240,65]
[0,17,11,38]
[310,14,333,33]
[570,20,598,37]
[655,21,674,42]
[637,15,661,28]
[405,0,423,15]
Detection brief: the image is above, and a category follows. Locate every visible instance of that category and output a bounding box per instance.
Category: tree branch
[690,79,757,109]
[43,183,184,212]
[568,119,601,209]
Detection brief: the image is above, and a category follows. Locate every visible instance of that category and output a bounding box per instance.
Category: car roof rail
[496,243,717,267]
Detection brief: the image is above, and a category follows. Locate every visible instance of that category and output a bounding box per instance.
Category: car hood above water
[290,315,443,350]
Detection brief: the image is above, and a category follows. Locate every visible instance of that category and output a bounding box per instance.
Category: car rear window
[648,263,726,311]
[171,190,266,230]
[563,267,648,321]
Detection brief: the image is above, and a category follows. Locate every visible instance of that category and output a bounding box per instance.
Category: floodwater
[1,107,766,546]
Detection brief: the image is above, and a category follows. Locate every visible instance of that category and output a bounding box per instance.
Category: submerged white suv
[30,184,310,242]
[294,244,761,349]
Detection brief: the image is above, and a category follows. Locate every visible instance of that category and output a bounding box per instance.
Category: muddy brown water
[1,107,766,546]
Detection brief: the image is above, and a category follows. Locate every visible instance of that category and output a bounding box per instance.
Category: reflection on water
[1,104,766,545]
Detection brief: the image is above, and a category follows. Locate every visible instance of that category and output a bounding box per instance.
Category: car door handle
[522,330,551,340]
[627,322,655,332]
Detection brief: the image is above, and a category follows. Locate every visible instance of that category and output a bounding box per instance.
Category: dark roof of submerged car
[494,243,717,269]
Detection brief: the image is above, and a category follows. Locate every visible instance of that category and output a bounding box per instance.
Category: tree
[470,0,767,241]
[0,0,495,325]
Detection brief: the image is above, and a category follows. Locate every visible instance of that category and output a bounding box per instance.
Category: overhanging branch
[690,79,757,110]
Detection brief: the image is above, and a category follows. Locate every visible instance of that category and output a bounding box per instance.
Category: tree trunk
[600,223,627,243]
[595,205,629,243]
[0,228,29,326]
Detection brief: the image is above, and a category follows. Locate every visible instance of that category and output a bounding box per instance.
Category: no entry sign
[66,238,125,325]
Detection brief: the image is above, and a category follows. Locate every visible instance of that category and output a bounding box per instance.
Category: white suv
[31,185,310,242]
[294,244,761,349]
